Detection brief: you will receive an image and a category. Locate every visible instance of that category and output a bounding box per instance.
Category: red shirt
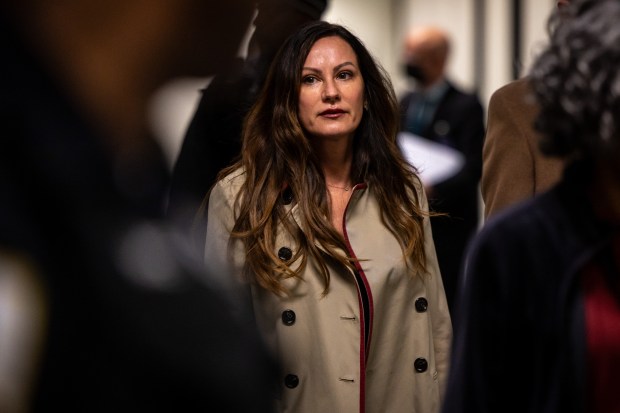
[583,235,620,413]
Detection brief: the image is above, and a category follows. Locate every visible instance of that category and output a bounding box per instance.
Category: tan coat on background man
[482,77,565,219]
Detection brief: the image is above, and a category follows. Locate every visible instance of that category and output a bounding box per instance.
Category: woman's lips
[320,108,346,118]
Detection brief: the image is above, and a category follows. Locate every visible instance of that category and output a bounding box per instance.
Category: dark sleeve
[167,61,254,240]
[442,226,516,413]
[283,0,328,19]
[442,212,554,413]
[399,92,413,131]
[433,93,485,202]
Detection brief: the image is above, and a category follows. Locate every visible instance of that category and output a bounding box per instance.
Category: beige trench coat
[205,168,452,413]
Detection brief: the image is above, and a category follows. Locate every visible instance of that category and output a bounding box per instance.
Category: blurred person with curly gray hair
[442,0,620,412]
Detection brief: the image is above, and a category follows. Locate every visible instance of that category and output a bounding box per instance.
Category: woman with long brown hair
[204,21,451,413]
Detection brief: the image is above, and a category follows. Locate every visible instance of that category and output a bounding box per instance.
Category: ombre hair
[531,0,620,161]
[218,21,429,295]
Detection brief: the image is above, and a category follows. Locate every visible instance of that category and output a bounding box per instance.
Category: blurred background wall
[149,0,557,169]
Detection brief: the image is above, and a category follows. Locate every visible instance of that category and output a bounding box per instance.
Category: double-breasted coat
[205,168,452,413]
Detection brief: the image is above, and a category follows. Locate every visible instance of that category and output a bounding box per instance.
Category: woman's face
[298,36,365,142]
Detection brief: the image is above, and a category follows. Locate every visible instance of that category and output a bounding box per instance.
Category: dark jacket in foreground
[443,163,611,413]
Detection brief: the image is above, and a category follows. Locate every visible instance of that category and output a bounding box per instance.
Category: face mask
[405,64,426,83]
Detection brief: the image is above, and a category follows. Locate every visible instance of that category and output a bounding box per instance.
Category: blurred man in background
[399,26,485,316]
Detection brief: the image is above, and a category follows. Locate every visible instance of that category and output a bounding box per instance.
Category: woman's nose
[322,79,340,103]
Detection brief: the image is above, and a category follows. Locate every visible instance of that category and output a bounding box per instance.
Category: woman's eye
[302,75,318,84]
[337,71,353,80]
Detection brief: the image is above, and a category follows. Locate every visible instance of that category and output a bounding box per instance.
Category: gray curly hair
[530,0,620,161]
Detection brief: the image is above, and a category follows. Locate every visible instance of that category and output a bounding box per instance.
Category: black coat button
[284,374,299,388]
[414,358,428,373]
[415,297,428,312]
[278,247,293,261]
[281,187,294,205]
[282,310,296,326]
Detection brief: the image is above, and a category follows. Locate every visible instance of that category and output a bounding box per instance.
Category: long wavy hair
[219,21,428,295]
[531,0,620,161]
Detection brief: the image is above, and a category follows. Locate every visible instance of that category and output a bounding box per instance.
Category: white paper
[397,131,464,186]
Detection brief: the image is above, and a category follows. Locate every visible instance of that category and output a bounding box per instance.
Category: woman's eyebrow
[302,61,356,74]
